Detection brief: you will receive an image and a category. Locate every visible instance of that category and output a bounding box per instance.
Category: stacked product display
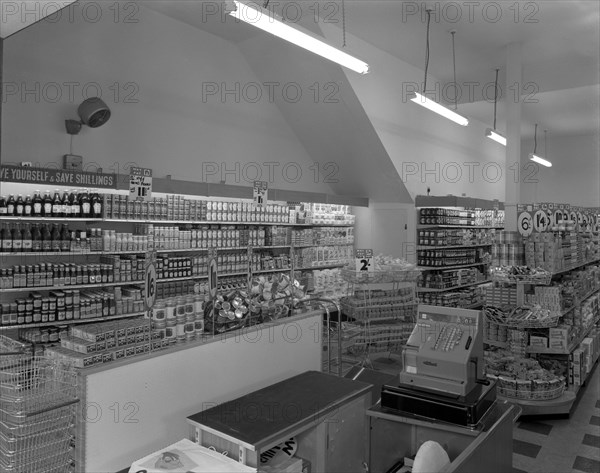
[483,205,600,412]
[415,196,504,310]
[338,256,420,365]
[1,176,356,375]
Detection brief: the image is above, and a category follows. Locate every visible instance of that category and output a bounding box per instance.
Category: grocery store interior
[0,1,599,472]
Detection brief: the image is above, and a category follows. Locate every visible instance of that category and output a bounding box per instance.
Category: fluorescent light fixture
[485,128,507,146]
[228,0,369,74]
[408,92,469,126]
[529,153,552,167]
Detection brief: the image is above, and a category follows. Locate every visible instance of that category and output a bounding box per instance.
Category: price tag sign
[253,180,268,207]
[355,249,374,272]
[533,209,548,232]
[143,252,157,310]
[208,257,218,300]
[517,212,533,237]
[129,167,152,201]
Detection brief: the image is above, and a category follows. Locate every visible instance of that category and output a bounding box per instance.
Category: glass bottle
[11,224,23,252]
[6,194,15,216]
[70,191,81,218]
[21,224,32,252]
[52,190,62,218]
[80,189,91,218]
[43,191,52,216]
[60,224,71,252]
[15,194,24,216]
[91,192,102,218]
[32,190,43,217]
[62,190,71,218]
[51,224,61,252]
[41,224,52,252]
[0,195,8,216]
[23,195,33,217]
[0,225,11,252]
[31,224,42,252]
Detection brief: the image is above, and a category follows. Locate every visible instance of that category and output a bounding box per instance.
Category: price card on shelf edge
[129,166,153,202]
[533,209,549,233]
[355,249,374,272]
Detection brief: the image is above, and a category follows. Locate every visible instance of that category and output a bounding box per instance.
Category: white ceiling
[143,0,600,139]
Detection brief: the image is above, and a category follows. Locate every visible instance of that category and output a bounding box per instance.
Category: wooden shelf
[417,224,504,229]
[551,258,600,277]
[417,279,492,293]
[0,216,102,222]
[297,263,347,271]
[526,315,600,354]
[0,311,147,330]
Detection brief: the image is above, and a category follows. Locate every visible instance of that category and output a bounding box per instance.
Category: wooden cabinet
[187,371,372,473]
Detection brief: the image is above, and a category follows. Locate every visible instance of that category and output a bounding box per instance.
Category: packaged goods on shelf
[417,227,497,246]
[418,285,483,308]
[309,203,355,225]
[418,267,486,290]
[306,268,349,300]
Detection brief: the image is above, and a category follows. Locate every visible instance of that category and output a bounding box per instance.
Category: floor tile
[590,416,600,426]
[517,421,553,436]
[513,439,541,459]
[582,433,600,449]
[573,455,600,473]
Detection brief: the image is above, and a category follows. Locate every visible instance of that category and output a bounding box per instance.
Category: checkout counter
[371,305,519,473]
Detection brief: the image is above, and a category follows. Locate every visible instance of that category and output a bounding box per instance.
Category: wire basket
[484,305,560,329]
[497,382,565,400]
[341,268,422,284]
[490,267,552,285]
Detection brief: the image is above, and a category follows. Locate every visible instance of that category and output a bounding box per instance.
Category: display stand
[367,401,518,473]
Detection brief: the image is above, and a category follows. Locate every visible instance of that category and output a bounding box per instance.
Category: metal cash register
[381,305,496,427]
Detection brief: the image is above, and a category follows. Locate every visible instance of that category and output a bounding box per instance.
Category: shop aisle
[513,363,600,473]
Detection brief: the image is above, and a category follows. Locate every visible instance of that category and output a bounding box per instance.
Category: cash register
[381,305,496,427]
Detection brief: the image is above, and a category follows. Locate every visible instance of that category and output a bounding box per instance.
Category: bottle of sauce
[0,195,7,216]
[51,224,61,251]
[91,192,102,218]
[32,190,43,217]
[60,224,71,252]
[21,224,32,252]
[12,225,23,252]
[62,190,71,218]
[23,195,33,217]
[70,191,81,218]
[31,224,42,252]
[43,191,53,216]
[6,194,15,216]
[80,189,91,218]
[15,194,24,216]
[52,190,62,218]
[41,224,52,252]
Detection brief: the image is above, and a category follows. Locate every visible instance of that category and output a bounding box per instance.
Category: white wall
[520,133,600,207]
[320,22,506,202]
[1,3,332,194]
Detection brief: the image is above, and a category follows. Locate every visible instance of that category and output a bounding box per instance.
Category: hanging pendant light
[227,0,369,74]
[408,13,469,126]
[485,68,507,146]
[529,124,552,167]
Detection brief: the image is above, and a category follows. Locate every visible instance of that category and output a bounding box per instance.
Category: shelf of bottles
[0,189,356,330]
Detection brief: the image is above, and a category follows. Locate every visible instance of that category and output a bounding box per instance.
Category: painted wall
[320,22,507,202]
[520,133,600,207]
[1,3,333,194]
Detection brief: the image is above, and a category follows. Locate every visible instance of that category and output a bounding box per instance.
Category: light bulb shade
[78,97,111,128]
[529,153,552,167]
[407,92,469,126]
[485,128,507,146]
[228,0,369,74]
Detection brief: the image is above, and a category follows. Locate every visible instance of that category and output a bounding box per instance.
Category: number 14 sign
[355,249,374,272]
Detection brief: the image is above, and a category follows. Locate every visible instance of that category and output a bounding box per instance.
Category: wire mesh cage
[1,335,78,473]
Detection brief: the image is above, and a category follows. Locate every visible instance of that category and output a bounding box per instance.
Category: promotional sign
[144,251,157,310]
[355,249,374,272]
[532,209,549,233]
[253,180,268,207]
[516,204,533,237]
[0,164,117,188]
[129,167,153,201]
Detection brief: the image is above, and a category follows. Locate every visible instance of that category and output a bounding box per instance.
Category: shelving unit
[483,226,600,415]
[414,195,504,310]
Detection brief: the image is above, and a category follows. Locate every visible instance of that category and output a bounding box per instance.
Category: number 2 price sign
[355,249,374,272]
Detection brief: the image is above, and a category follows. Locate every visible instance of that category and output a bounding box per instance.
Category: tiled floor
[336,353,600,473]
